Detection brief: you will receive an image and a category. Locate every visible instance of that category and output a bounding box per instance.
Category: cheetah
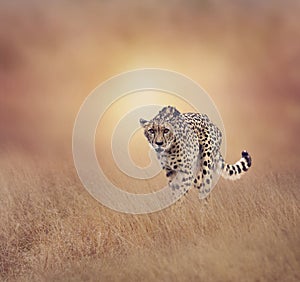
[140,106,252,200]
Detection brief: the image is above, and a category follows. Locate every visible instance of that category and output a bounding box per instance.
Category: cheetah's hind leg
[193,152,221,200]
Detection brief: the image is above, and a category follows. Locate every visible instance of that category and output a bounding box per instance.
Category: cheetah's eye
[148,128,155,134]
[163,128,170,134]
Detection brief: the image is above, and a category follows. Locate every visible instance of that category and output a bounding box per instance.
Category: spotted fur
[140,106,252,200]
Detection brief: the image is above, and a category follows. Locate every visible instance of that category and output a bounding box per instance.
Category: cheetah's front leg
[167,170,193,200]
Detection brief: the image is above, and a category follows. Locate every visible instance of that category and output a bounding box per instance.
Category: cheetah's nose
[155,141,163,146]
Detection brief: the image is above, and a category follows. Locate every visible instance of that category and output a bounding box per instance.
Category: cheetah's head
[139,119,175,153]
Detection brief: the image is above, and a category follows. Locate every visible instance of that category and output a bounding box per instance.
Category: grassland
[1,0,300,281]
[0,152,299,281]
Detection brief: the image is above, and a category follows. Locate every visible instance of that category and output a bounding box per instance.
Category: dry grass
[0,153,299,282]
[1,1,300,281]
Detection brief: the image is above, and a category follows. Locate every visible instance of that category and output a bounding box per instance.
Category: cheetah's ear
[139,118,149,127]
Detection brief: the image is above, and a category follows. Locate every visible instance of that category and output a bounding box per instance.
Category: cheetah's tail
[219,151,252,180]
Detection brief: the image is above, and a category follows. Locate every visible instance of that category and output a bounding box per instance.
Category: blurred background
[1,0,299,171]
